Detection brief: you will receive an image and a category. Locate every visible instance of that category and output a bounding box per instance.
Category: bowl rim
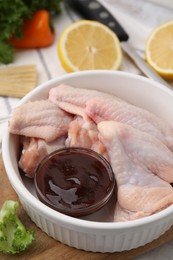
[2,70,173,231]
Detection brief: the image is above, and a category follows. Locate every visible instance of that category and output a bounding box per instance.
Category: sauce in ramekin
[34,147,116,217]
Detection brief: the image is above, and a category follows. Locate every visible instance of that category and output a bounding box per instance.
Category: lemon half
[58,20,122,72]
[146,20,173,79]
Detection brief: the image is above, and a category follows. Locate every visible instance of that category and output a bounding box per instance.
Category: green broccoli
[0,200,35,254]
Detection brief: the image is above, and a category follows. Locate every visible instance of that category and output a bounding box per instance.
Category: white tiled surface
[1,1,173,258]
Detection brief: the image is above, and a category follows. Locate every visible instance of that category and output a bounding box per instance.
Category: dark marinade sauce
[35,148,115,216]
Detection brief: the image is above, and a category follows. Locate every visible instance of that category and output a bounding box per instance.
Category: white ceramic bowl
[2,70,173,253]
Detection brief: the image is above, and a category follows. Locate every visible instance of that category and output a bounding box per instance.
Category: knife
[64,0,172,90]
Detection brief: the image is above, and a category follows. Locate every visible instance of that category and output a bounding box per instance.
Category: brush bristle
[0,65,37,97]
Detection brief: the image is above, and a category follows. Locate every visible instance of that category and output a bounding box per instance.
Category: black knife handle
[65,0,129,41]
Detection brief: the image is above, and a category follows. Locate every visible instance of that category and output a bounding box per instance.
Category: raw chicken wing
[67,116,107,157]
[19,136,66,178]
[49,84,120,108]
[98,121,173,221]
[9,100,72,142]
[86,97,173,151]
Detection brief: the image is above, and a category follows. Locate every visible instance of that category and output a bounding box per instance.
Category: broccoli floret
[0,200,35,254]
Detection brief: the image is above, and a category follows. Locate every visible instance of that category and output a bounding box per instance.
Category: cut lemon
[145,20,173,79]
[58,20,122,72]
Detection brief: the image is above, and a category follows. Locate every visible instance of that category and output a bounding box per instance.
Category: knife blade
[64,0,172,90]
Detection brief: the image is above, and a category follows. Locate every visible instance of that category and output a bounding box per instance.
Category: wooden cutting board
[1,156,173,260]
